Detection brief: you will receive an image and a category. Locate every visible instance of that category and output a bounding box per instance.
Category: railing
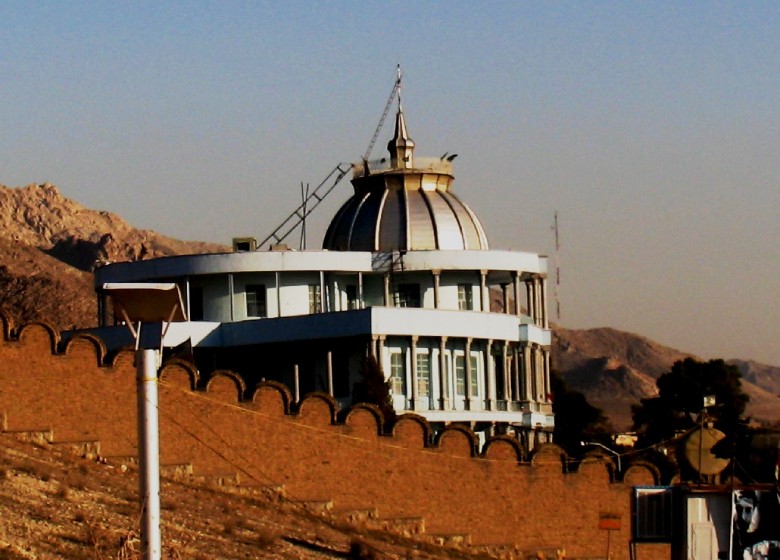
[352,157,453,177]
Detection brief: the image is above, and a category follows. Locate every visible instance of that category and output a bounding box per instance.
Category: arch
[581,450,620,482]
[203,370,246,402]
[623,460,661,486]
[160,359,200,390]
[108,348,136,372]
[483,435,525,463]
[62,333,107,366]
[251,381,292,416]
[16,321,59,354]
[341,403,384,436]
[529,442,568,471]
[391,414,432,449]
[296,392,338,426]
[435,424,477,458]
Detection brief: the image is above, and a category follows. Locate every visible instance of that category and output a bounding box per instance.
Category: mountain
[0,183,226,329]
[1,182,778,429]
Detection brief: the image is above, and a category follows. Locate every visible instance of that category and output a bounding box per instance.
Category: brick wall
[0,312,670,558]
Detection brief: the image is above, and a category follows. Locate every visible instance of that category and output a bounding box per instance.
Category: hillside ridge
[1,181,778,428]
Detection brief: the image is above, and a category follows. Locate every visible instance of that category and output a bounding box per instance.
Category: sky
[2,2,779,365]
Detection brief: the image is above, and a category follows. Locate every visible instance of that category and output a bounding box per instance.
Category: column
[375,335,386,364]
[383,274,391,306]
[502,343,511,401]
[275,271,281,317]
[410,336,419,410]
[513,272,522,316]
[480,270,488,312]
[465,337,473,410]
[432,270,441,309]
[439,337,449,410]
[513,345,521,406]
[500,283,510,314]
[534,277,542,327]
[540,276,549,328]
[319,271,326,313]
[543,348,551,399]
[326,350,333,396]
[357,272,364,309]
[228,273,235,321]
[526,279,534,322]
[523,345,534,401]
[486,339,495,410]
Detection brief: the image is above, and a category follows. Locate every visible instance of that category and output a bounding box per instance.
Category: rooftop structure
[90,88,553,448]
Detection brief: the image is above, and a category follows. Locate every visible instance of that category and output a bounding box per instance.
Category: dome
[323,108,489,252]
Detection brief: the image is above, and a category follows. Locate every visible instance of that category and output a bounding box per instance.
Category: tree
[551,371,613,456]
[632,358,749,447]
[351,355,396,430]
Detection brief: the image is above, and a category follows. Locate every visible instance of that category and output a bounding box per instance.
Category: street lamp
[581,441,621,473]
[104,283,186,560]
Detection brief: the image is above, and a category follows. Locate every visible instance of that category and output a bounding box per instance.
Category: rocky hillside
[1,182,778,430]
[553,327,780,429]
[0,183,226,330]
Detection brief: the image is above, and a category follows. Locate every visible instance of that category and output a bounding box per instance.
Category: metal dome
[323,108,489,252]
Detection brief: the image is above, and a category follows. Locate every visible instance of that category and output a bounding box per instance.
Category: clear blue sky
[2,2,779,365]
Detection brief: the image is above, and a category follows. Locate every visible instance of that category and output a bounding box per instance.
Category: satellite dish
[682,426,729,475]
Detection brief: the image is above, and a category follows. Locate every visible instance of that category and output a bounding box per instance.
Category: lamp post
[581,441,621,473]
[104,283,186,560]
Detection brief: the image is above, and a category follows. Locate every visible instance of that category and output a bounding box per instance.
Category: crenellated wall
[0,312,670,558]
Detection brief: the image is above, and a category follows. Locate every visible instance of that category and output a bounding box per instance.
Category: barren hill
[0,182,777,429]
[0,183,226,330]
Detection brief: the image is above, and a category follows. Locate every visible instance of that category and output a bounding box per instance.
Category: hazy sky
[2,2,779,365]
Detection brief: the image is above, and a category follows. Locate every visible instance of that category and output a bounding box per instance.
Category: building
[91,96,554,448]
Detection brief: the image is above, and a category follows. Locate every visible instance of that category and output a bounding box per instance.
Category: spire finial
[396,64,403,112]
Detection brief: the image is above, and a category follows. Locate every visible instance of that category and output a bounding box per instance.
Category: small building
[90,96,554,447]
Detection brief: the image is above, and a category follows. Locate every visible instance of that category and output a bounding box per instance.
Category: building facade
[92,101,554,448]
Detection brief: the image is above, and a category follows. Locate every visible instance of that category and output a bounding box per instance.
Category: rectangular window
[458,284,473,310]
[189,286,204,321]
[390,352,406,395]
[455,354,466,396]
[633,487,675,542]
[245,284,267,318]
[308,284,321,314]
[470,354,479,396]
[393,283,420,308]
[346,285,359,310]
[416,352,430,397]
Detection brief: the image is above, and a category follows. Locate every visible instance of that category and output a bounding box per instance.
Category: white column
[486,339,495,410]
[465,337,473,410]
[432,270,440,309]
[383,274,390,306]
[513,272,522,316]
[438,337,449,410]
[410,336,418,409]
[501,283,510,314]
[228,273,235,321]
[541,276,549,328]
[326,350,333,396]
[526,279,534,322]
[358,272,364,309]
[502,343,511,401]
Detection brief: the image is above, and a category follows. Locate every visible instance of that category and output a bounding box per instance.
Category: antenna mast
[552,211,561,321]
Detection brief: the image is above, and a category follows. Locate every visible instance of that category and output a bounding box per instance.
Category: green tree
[632,358,749,446]
[351,356,396,430]
[551,371,613,456]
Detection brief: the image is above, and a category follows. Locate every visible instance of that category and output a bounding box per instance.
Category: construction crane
[257,66,403,250]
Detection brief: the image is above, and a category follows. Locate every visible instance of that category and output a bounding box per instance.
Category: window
[633,487,675,542]
[390,352,406,395]
[469,354,479,396]
[458,284,473,310]
[393,283,420,308]
[455,354,466,396]
[189,286,204,321]
[346,285,359,310]
[245,284,267,318]
[308,284,321,314]
[416,353,431,397]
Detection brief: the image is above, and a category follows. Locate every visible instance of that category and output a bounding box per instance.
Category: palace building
[91,94,554,448]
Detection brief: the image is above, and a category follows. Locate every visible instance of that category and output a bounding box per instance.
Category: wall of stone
[0,313,670,558]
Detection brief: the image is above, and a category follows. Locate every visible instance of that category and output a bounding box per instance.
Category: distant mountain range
[1,183,778,429]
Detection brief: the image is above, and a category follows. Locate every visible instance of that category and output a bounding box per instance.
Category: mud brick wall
[0,313,670,559]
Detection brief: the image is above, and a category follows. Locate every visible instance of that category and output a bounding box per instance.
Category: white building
[92,99,554,448]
